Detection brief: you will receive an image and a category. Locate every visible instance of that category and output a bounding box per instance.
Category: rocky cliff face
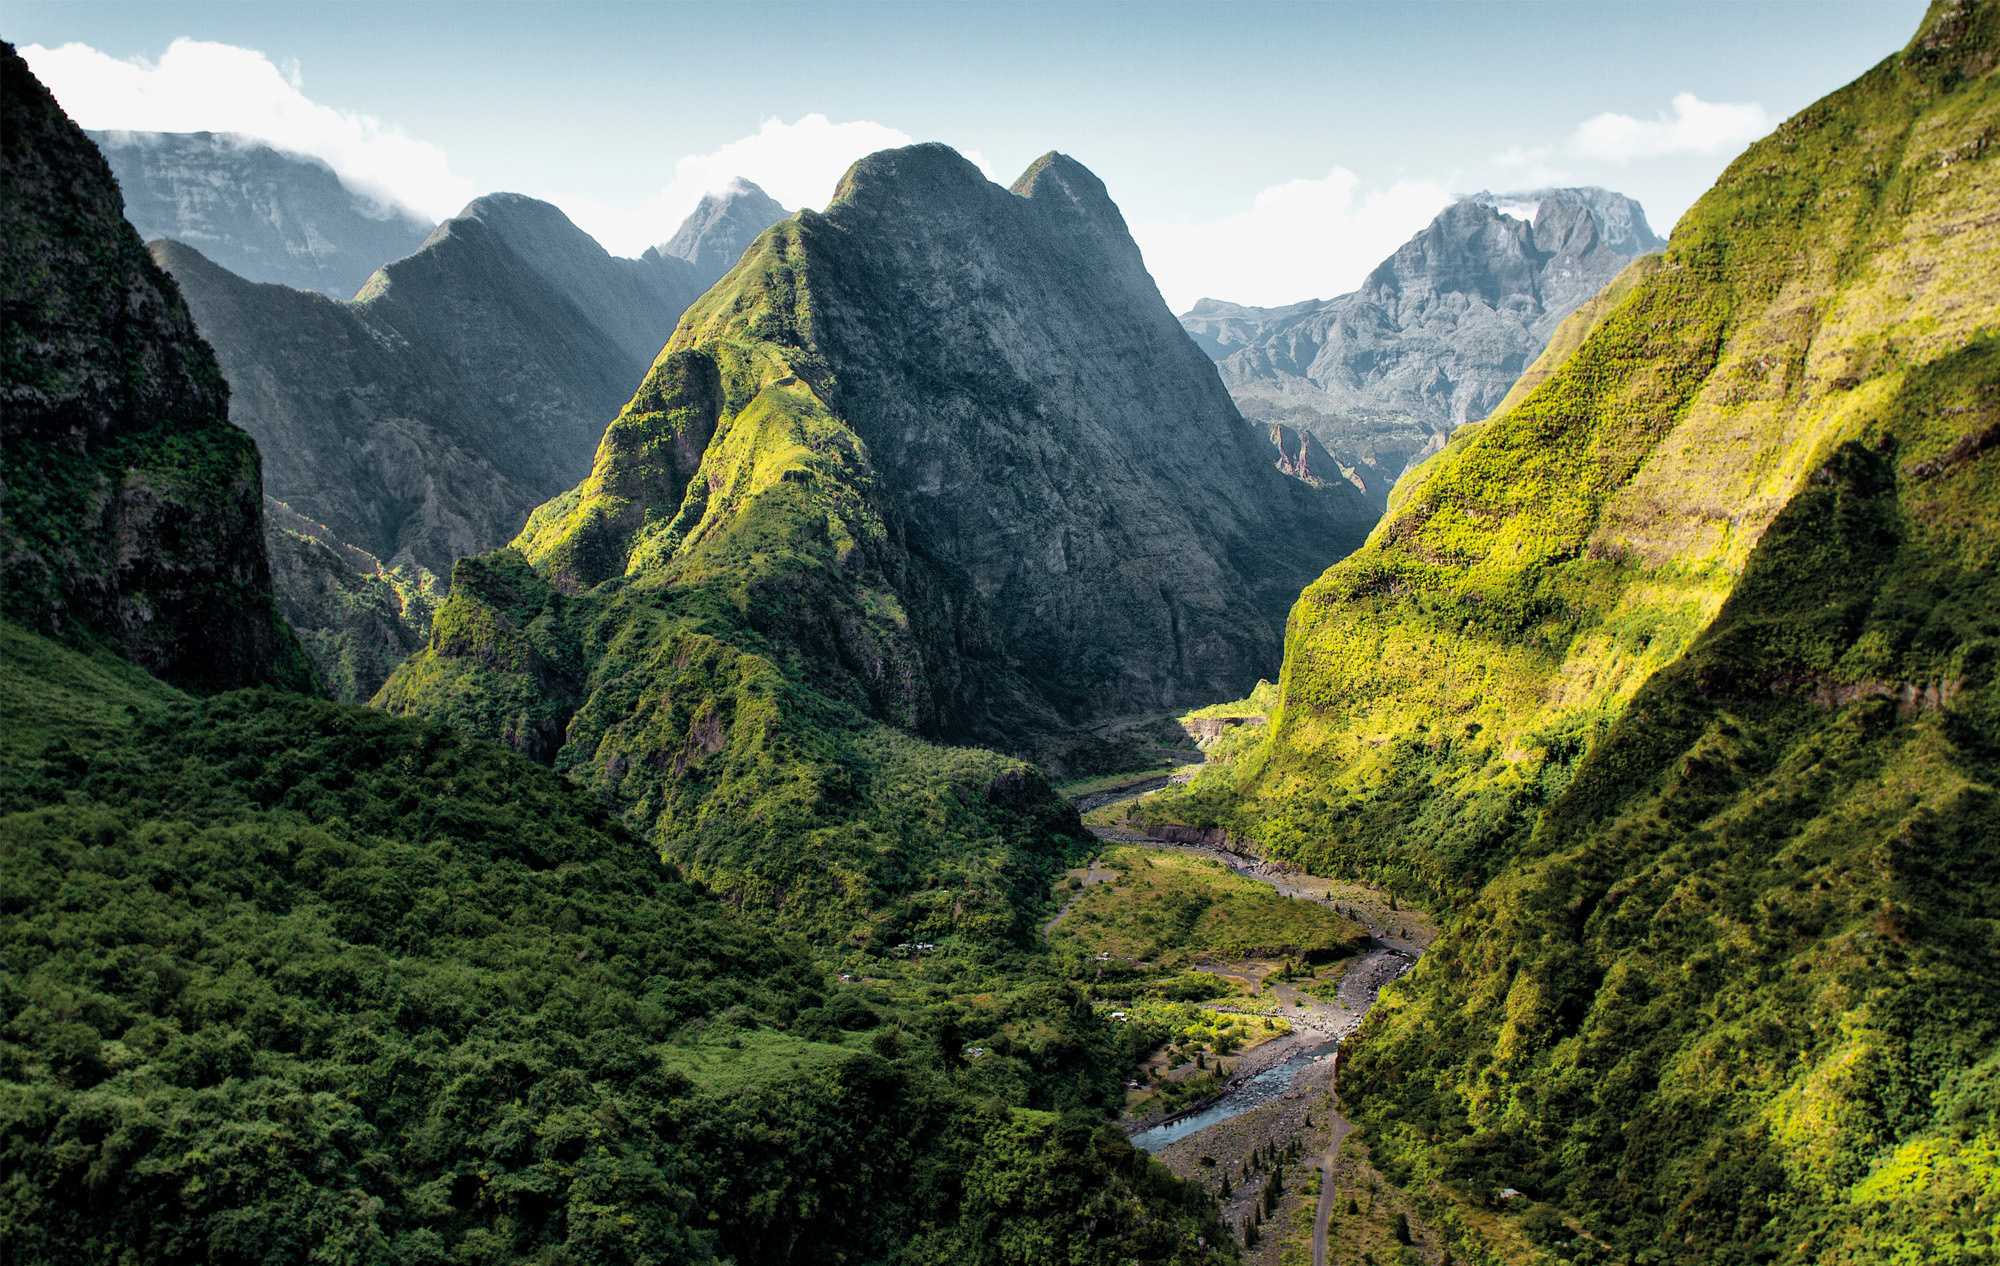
[650,177,790,288]
[155,194,708,582]
[378,144,1373,930]
[1,45,311,694]
[1182,187,1661,507]
[90,129,435,299]
[1152,3,2000,1258]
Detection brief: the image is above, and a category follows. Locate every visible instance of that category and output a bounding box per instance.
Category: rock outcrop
[1182,187,1662,507]
[90,129,435,299]
[1,45,311,693]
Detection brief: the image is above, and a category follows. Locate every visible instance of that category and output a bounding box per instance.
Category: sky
[13,0,1929,311]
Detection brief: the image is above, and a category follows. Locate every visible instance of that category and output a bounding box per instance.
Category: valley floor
[1060,790,1447,1264]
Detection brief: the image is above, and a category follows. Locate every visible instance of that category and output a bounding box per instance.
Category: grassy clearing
[1048,845,1368,965]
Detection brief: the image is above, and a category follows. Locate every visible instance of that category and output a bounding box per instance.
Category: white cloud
[1569,92,1772,163]
[21,39,474,221]
[1132,169,1454,312]
[553,115,990,258]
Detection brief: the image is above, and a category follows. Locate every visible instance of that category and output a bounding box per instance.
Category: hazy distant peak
[657,177,789,286]
[88,127,435,298]
[1468,186,1664,255]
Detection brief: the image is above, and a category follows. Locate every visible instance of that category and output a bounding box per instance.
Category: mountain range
[377,142,1378,938]
[2,42,1228,1265]
[1182,186,1664,506]
[7,3,1999,1261]
[147,179,788,697]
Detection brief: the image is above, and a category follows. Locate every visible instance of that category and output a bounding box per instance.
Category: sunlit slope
[1351,334,2000,1263]
[1219,0,2000,900]
[1145,2,2000,1261]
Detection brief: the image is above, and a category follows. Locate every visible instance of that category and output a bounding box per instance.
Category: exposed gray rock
[1182,187,1661,508]
[649,177,790,289]
[155,193,710,579]
[89,129,435,299]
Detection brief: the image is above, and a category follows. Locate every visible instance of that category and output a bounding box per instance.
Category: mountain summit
[1183,186,1661,505]
[650,177,790,288]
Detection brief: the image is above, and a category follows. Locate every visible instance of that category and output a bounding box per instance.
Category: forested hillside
[1145,1,2000,1260]
[0,42,1233,1264]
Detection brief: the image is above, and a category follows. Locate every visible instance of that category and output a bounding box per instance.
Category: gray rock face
[1182,187,1661,507]
[155,193,709,579]
[740,145,1383,729]
[649,177,790,289]
[89,130,436,299]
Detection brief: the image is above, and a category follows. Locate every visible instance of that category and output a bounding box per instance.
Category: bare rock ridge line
[91,129,437,300]
[1184,185,1662,508]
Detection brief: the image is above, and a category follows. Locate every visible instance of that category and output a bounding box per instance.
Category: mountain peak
[656,177,789,286]
[1011,150,1129,232]
[1470,185,1664,254]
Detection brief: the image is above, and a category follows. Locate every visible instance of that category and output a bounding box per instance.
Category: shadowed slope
[0,44,310,694]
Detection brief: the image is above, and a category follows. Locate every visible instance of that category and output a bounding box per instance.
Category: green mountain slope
[378,144,1376,944]
[1147,2,2000,1260]
[0,45,310,695]
[0,48,1233,1264]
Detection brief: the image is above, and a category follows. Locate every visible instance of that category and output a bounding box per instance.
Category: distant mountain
[1182,187,1662,507]
[3,58,310,693]
[377,143,1377,933]
[155,193,710,585]
[647,177,790,288]
[89,129,436,299]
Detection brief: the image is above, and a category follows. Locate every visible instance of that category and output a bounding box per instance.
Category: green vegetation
[1048,846,1367,965]
[1140,4,2000,1261]
[266,522,442,704]
[0,620,1234,1264]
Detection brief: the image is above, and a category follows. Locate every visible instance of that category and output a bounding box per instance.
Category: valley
[5,3,2000,1263]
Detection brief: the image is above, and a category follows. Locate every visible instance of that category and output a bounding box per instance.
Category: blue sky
[13,1,1928,308]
